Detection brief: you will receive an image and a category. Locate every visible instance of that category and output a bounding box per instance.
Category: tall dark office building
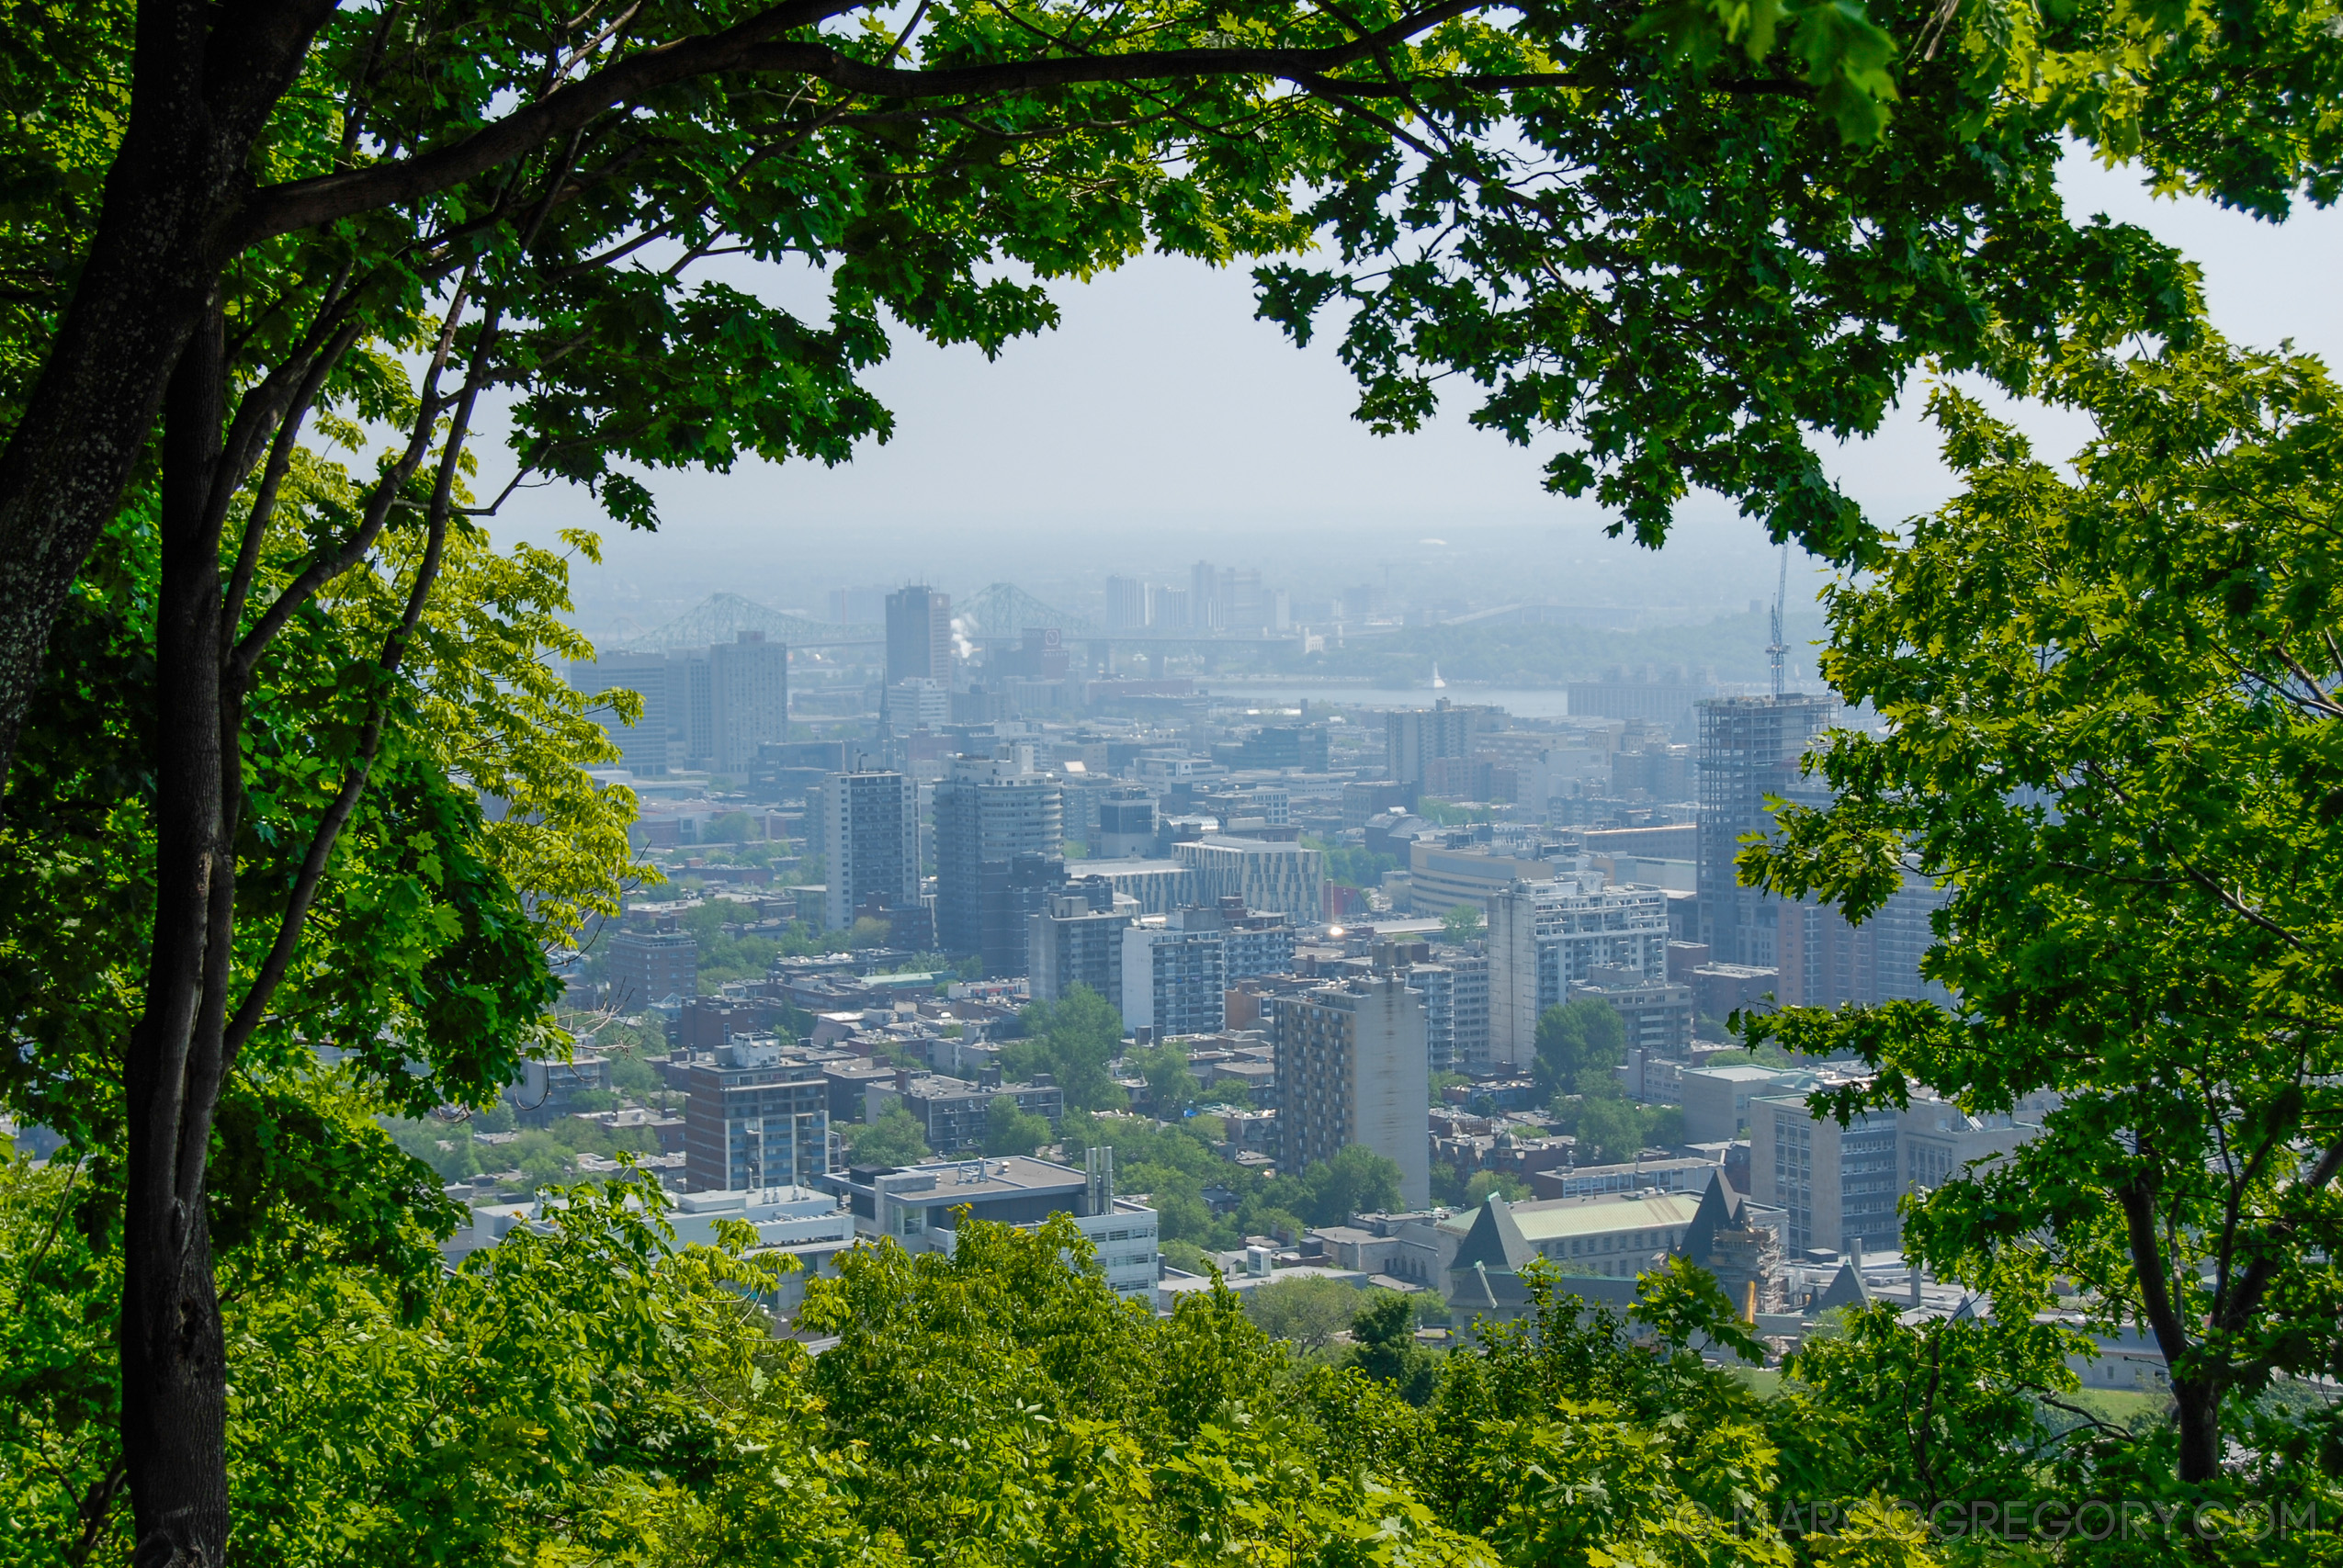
[1694,694,1835,967]
[886,585,953,684]
[935,756,1064,976]
[821,768,920,933]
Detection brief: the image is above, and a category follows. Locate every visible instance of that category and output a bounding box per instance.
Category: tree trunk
[119,303,235,1568]
[2171,1375,2223,1485]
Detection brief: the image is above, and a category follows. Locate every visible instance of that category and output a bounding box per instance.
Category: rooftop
[1438,1190,1703,1245]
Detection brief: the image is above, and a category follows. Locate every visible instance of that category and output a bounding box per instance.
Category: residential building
[1223,725,1330,773]
[934,754,1064,975]
[1567,964,1694,1055]
[1278,975,1431,1207]
[821,768,920,933]
[885,584,953,684]
[1694,694,1836,966]
[1030,888,1134,1008]
[822,1150,1160,1303]
[708,630,787,773]
[1173,835,1323,921]
[864,1072,1065,1155]
[684,1038,832,1192]
[1486,876,1670,1066]
[1217,903,1296,981]
[607,928,696,1010]
[1406,963,1459,1077]
[1122,910,1228,1036]
[1385,698,1490,788]
[570,652,670,774]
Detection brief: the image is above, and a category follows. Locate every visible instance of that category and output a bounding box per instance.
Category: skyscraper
[667,650,713,767]
[1693,694,1836,967]
[708,630,787,773]
[886,585,952,684]
[1121,909,1227,1037]
[1278,974,1431,1208]
[1104,575,1149,632]
[822,768,920,934]
[934,755,1064,976]
[569,652,670,775]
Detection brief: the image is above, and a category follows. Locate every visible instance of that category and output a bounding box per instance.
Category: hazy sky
[478,146,2343,640]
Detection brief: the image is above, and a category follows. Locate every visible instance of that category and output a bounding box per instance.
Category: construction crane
[1767,544,1790,698]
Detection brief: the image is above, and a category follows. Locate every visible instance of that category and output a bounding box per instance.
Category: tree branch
[232,0,1483,243]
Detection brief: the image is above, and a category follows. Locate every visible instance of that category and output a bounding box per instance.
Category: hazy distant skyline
[476,147,2343,643]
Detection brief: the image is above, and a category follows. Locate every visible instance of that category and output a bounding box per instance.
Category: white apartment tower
[1487,875,1670,1066]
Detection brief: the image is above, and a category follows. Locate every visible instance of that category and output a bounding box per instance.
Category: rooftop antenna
[1767,544,1790,698]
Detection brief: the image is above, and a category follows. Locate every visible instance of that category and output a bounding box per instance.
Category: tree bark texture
[120,306,236,1568]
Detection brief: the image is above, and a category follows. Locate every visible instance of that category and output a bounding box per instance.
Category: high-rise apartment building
[570,652,671,775]
[685,1039,831,1192]
[708,630,787,773]
[1029,887,1134,1008]
[1278,975,1431,1208]
[1694,694,1836,967]
[1568,964,1694,1056]
[1121,910,1227,1036]
[1385,698,1489,789]
[1104,575,1150,631]
[607,927,697,1010]
[885,584,953,684]
[935,755,1064,975]
[1487,876,1670,1066]
[1217,903,1296,981]
[821,768,920,933]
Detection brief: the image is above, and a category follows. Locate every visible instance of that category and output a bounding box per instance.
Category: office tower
[883,677,946,733]
[1694,694,1836,966]
[1104,575,1150,631]
[1340,583,1376,622]
[821,768,919,933]
[934,755,1064,975]
[1385,698,1487,788]
[685,1039,831,1192]
[570,652,670,775]
[1189,560,1221,631]
[667,650,713,767]
[1172,836,1323,922]
[1225,568,1264,632]
[1486,877,1670,1066]
[1749,1092,1904,1258]
[1278,975,1431,1208]
[1096,786,1157,858]
[1030,886,1133,1007]
[607,927,696,1010]
[707,629,787,773]
[1121,910,1227,1036]
[885,584,952,683]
